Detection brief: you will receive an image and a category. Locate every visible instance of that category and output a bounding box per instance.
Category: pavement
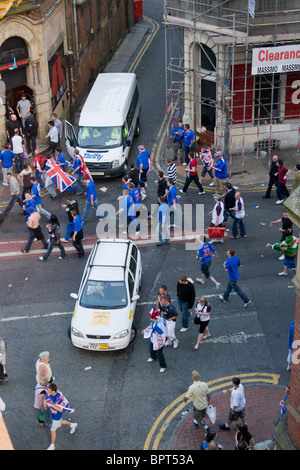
[168,384,284,451]
[0,17,299,452]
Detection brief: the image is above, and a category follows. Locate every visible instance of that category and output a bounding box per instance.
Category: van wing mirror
[70,293,78,300]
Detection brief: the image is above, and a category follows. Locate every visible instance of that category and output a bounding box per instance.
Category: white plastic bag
[206,405,216,424]
[0,396,5,412]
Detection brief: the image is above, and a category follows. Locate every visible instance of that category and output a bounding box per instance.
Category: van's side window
[126,86,139,131]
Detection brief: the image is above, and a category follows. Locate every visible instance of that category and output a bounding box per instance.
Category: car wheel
[129,327,136,343]
[68,325,71,339]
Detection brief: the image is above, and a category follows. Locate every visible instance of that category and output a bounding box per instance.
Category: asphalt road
[0,0,297,451]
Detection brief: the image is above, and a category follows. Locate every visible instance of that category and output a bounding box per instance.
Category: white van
[64,73,141,177]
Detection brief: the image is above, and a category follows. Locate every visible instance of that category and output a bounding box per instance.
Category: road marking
[0,311,73,323]
[144,372,280,450]
[128,17,160,73]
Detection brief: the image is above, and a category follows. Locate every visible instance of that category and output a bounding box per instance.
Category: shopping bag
[206,405,216,424]
[0,396,5,412]
[23,150,29,159]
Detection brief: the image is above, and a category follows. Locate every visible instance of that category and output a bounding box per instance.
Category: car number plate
[91,171,105,176]
[98,344,108,349]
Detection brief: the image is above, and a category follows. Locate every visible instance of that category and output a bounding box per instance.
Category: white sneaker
[70,423,78,434]
[209,181,215,186]
[278,271,288,276]
[159,368,166,373]
[196,278,204,284]
[179,189,185,193]
[278,255,285,260]
[141,193,147,200]
[47,444,55,450]
[147,357,155,363]
[215,282,221,289]
[219,295,227,303]
[61,238,68,243]
[180,327,189,332]
[39,256,45,261]
[2,182,9,186]
[244,300,251,307]
[165,341,173,347]
[198,191,205,195]
[182,162,187,166]
[173,339,179,349]
[275,199,284,205]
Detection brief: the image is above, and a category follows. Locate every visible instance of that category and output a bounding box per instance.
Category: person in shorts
[219,377,246,430]
[184,370,212,429]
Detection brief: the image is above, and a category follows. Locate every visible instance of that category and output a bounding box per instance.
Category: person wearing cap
[21,206,48,253]
[136,145,150,200]
[30,177,51,220]
[212,152,227,194]
[142,308,168,373]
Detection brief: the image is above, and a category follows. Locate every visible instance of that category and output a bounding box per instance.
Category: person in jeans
[71,209,85,257]
[142,308,167,373]
[10,128,25,173]
[29,177,51,220]
[219,250,251,307]
[81,177,104,223]
[2,173,23,217]
[176,275,195,332]
[275,159,290,204]
[157,196,170,246]
[39,215,67,261]
[0,143,15,185]
[22,206,48,253]
[229,192,247,239]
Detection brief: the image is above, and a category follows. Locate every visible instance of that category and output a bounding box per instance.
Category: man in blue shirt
[116,189,136,234]
[212,152,228,194]
[0,144,15,186]
[55,147,67,170]
[136,145,150,200]
[71,209,85,257]
[196,236,221,288]
[171,120,184,162]
[219,250,251,307]
[71,149,84,195]
[167,179,179,228]
[183,124,195,165]
[29,177,51,219]
[81,177,104,223]
[157,196,170,246]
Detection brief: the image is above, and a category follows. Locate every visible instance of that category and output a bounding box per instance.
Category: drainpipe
[73,0,80,63]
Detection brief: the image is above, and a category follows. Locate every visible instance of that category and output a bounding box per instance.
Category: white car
[69,239,142,351]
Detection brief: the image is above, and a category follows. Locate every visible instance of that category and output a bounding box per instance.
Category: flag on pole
[45,157,76,192]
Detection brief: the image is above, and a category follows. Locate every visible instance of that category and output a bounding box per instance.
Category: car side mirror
[131,294,140,302]
[70,293,78,300]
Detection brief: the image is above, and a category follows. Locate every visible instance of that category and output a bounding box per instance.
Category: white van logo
[84,153,104,161]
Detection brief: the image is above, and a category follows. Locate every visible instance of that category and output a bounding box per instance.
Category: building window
[254,74,280,123]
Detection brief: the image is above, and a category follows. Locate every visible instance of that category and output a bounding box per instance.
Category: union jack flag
[45,157,76,192]
[78,153,93,180]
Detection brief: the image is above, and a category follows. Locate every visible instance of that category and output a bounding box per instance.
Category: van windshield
[80,280,128,309]
[77,126,122,149]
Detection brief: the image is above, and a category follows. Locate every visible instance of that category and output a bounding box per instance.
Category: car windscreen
[77,126,122,149]
[80,280,127,309]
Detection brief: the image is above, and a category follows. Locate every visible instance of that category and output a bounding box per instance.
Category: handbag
[194,315,201,325]
[207,226,226,239]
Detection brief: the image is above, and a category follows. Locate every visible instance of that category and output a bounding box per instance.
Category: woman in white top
[194,296,211,349]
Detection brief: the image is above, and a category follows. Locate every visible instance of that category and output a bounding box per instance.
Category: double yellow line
[144,372,280,450]
[128,17,160,73]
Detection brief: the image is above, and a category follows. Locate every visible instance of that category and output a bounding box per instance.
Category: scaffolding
[164,0,300,176]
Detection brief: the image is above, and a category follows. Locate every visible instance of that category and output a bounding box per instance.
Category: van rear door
[64,120,78,158]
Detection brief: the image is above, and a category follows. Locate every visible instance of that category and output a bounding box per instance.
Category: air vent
[255,140,280,151]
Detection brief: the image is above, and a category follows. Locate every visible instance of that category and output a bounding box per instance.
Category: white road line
[0,311,73,323]
[203,331,265,344]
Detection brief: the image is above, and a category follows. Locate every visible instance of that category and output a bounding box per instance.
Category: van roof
[79,73,137,127]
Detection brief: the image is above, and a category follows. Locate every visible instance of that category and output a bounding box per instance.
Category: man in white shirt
[219,377,246,430]
[46,121,59,153]
[10,128,25,173]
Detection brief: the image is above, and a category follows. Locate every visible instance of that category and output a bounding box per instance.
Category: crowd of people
[0,111,299,450]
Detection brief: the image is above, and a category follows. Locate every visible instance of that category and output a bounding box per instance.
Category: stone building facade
[0,0,134,148]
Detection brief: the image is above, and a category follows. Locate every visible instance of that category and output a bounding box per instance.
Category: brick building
[0,0,134,148]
